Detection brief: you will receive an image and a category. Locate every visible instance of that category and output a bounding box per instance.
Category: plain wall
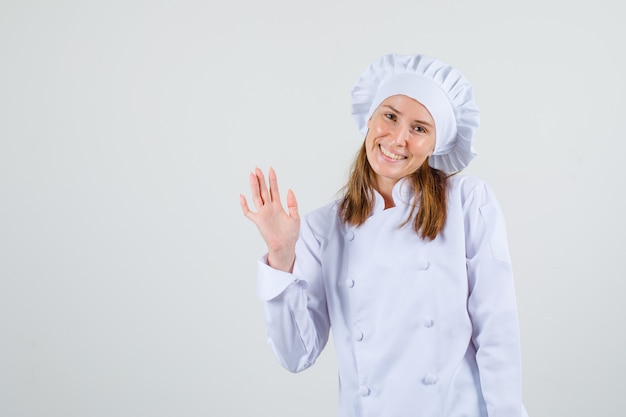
[1,1,624,416]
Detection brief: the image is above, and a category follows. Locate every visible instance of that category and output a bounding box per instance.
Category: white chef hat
[351,53,480,173]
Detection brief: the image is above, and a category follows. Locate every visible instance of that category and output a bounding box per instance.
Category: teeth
[380,145,405,160]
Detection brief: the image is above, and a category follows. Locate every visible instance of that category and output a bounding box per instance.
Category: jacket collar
[372,178,416,214]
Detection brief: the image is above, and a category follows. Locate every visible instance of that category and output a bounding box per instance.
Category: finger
[286,189,300,219]
[239,194,255,219]
[268,167,281,205]
[255,167,270,205]
[248,172,264,209]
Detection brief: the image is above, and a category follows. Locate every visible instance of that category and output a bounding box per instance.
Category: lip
[379,144,407,161]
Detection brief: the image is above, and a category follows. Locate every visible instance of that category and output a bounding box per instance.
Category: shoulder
[447,174,499,207]
[301,200,342,240]
[305,200,340,223]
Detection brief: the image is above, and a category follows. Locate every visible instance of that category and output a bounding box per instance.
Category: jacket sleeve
[256,213,331,373]
[463,180,527,417]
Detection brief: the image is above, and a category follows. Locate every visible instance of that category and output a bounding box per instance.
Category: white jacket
[257,175,528,417]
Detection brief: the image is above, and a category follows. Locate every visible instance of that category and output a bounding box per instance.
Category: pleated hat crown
[351,54,480,173]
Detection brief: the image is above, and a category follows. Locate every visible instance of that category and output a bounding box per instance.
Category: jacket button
[355,331,364,341]
[359,386,370,397]
[424,319,435,328]
[346,279,355,288]
[346,231,355,241]
[423,374,438,385]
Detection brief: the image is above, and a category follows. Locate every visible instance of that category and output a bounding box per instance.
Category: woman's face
[365,94,436,191]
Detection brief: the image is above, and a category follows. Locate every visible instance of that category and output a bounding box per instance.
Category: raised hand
[239,167,300,272]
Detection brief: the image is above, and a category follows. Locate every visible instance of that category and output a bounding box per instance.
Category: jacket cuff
[257,254,308,301]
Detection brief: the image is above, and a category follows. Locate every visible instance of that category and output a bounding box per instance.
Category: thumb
[286,189,299,219]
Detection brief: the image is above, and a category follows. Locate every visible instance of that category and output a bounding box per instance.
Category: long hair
[339,142,449,240]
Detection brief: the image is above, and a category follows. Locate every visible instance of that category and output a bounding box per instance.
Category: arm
[241,168,330,372]
[257,216,331,372]
[463,181,525,417]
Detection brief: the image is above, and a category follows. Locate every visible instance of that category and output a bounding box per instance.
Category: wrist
[267,250,296,273]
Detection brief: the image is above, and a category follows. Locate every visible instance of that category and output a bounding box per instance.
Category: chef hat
[351,53,480,173]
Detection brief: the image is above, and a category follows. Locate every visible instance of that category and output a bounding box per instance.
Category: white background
[1,1,624,416]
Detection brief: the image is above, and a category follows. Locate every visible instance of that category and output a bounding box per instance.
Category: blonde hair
[339,142,449,240]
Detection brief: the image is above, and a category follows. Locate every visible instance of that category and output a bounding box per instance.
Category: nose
[388,124,409,145]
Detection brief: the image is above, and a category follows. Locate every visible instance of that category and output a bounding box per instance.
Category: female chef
[240,53,528,417]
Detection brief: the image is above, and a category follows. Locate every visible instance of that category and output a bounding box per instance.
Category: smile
[379,145,406,160]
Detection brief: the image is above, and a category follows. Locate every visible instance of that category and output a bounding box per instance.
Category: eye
[413,125,427,133]
[384,112,396,121]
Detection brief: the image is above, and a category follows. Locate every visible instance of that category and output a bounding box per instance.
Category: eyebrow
[382,105,434,128]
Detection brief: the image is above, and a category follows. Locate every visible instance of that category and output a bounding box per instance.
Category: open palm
[240,167,300,272]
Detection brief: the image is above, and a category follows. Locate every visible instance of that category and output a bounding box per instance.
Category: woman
[240,54,528,417]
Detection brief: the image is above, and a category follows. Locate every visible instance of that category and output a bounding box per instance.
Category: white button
[359,386,370,397]
[418,260,430,270]
[346,231,355,241]
[424,319,435,328]
[346,279,355,288]
[423,374,438,385]
[355,331,364,341]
